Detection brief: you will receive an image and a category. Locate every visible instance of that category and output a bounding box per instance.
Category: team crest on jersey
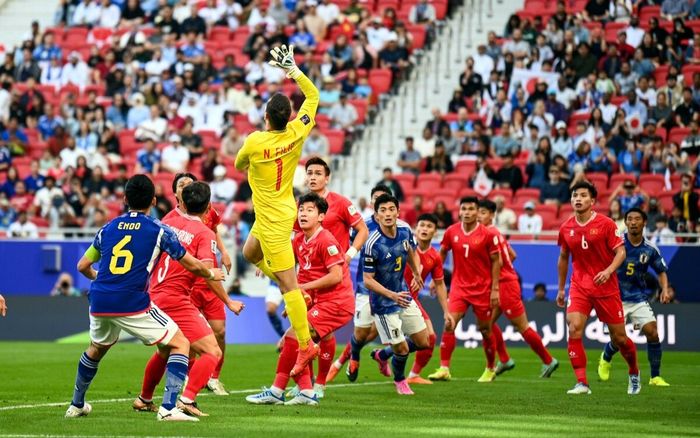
[211,240,217,253]
[402,240,409,251]
[348,205,357,215]
[615,229,622,237]
[301,114,311,125]
[640,253,649,264]
[590,229,599,235]
[327,245,339,256]
[569,230,574,236]
[130,212,137,217]
[454,236,459,242]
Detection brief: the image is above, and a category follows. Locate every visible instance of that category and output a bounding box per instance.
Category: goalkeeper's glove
[268,44,302,79]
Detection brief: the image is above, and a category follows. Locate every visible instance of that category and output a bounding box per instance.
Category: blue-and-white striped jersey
[89,211,186,316]
[616,234,668,303]
[363,222,417,315]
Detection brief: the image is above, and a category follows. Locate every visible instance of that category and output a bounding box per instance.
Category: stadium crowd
[0,0,454,239]
[389,0,700,242]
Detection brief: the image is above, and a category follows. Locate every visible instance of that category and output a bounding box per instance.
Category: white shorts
[374,300,427,345]
[353,293,374,328]
[265,283,283,306]
[623,301,656,330]
[89,303,179,346]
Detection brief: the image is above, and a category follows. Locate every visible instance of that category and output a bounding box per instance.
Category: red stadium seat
[639,174,666,196]
[458,188,479,199]
[443,173,469,192]
[513,188,541,206]
[657,192,674,213]
[454,160,476,177]
[394,173,416,195]
[487,188,513,201]
[208,26,231,42]
[406,24,427,51]
[681,65,700,86]
[558,204,573,219]
[348,98,369,124]
[416,172,443,191]
[326,129,346,155]
[585,172,609,190]
[609,173,636,189]
[368,68,393,96]
[668,127,690,145]
[639,5,660,22]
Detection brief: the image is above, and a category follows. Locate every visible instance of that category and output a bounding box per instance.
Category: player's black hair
[374,193,399,211]
[172,172,198,195]
[417,213,439,226]
[182,181,211,215]
[305,156,331,176]
[534,282,547,292]
[460,196,479,206]
[625,207,647,222]
[570,180,598,199]
[298,191,329,214]
[266,93,292,130]
[125,174,155,210]
[371,184,391,197]
[478,199,497,213]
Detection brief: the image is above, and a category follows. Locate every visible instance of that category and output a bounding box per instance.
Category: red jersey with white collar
[294,191,362,252]
[488,225,519,283]
[441,222,500,297]
[404,245,444,300]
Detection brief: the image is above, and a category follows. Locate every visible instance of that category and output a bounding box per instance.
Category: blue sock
[71,352,100,408]
[603,342,619,362]
[406,337,418,353]
[162,354,188,410]
[391,353,409,382]
[267,312,285,337]
[378,346,393,361]
[647,342,662,378]
[350,335,365,361]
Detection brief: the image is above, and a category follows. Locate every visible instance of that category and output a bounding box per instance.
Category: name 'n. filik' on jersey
[617,234,668,303]
[363,224,417,315]
[88,212,186,316]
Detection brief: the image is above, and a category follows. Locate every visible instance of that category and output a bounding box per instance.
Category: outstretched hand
[268,44,301,79]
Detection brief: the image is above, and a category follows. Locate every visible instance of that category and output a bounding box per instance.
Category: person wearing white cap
[552,120,574,158]
[60,51,90,89]
[517,201,543,234]
[210,165,238,203]
[161,134,190,174]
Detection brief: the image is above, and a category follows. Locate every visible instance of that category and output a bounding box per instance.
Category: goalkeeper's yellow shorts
[250,217,296,272]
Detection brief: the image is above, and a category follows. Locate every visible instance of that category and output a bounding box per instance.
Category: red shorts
[498,280,525,319]
[448,290,492,321]
[190,287,226,321]
[567,286,625,325]
[308,296,354,339]
[158,302,213,343]
[414,297,430,321]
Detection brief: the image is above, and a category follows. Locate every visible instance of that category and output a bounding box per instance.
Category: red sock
[212,346,225,379]
[439,331,456,368]
[482,333,496,369]
[491,324,510,363]
[315,336,336,385]
[293,364,313,390]
[617,337,639,375]
[412,332,436,374]
[338,342,351,366]
[273,336,298,390]
[183,353,219,400]
[568,337,587,385]
[140,352,167,401]
[188,356,196,372]
[522,327,553,364]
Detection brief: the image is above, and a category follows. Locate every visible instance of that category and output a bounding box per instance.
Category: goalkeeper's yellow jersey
[234,72,319,226]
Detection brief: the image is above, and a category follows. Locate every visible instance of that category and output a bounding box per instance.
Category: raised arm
[269,44,319,121]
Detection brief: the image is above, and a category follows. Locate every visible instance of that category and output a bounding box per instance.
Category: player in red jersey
[557,181,640,395]
[428,196,502,383]
[164,173,232,395]
[403,214,455,384]
[134,182,245,416]
[292,157,368,390]
[246,192,354,405]
[477,200,559,377]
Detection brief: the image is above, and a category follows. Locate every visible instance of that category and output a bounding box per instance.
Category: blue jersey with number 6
[89,211,186,316]
[616,234,667,304]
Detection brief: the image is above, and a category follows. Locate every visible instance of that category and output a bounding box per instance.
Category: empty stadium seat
[639,174,666,196]
[416,172,443,191]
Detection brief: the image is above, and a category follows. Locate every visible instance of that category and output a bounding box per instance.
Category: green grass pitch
[0,342,698,437]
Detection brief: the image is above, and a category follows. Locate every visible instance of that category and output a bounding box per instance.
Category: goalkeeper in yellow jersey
[235,45,320,376]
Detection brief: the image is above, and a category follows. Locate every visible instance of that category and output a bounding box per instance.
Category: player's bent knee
[393,342,409,355]
[87,342,111,359]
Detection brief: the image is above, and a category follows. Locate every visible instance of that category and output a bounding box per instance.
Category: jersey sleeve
[606,219,624,250]
[407,228,417,250]
[208,207,222,231]
[287,71,319,139]
[320,233,344,269]
[341,197,362,227]
[194,229,217,265]
[557,227,569,250]
[363,240,378,274]
[649,246,668,274]
[440,227,452,251]
[486,229,500,255]
[234,136,252,171]
[431,253,445,281]
[159,225,187,260]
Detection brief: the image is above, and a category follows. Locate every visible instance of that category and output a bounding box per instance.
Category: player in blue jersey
[598,207,672,386]
[325,184,389,382]
[363,194,428,395]
[65,175,225,422]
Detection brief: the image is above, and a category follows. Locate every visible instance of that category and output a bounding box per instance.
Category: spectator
[540,165,569,205]
[0,197,16,229]
[675,87,700,127]
[610,179,648,213]
[357,196,372,219]
[520,124,540,155]
[397,136,422,176]
[571,43,597,80]
[10,181,33,213]
[630,48,654,78]
[135,105,167,142]
[328,35,353,73]
[614,61,638,96]
[491,122,519,157]
[402,194,424,227]
[376,167,405,201]
[0,140,10,172]
[290,19,316,54]
[414,126,437,158]
[450,107,474,145]
[458,61,484,99]
[161,134,190,173]
[59,138,87,170]
[304,1,327,42]
[525,149,548,189]
[328,92,358,133]
[518,201,542,233]
[135,139,161,174]
[650,215,676,245]
[180,120,204,158]
[15,47,41,82]
[425,108,450,136]
[617,141,643,177]
[439,124,460,155]
[485,89,513,129]
[210,165,238,203]
[425,141,454,174]
[433,201,454,230]
[1,116,27,156]
[502,28,530,59]
[37,103,64,140]
[83,166,112,198]
[662,0,690,20]
[493,194,516,232]
[409,0,436,26]
[126,93,149,130]
[531,283,548,301]
[60,52,90,89]
[680,120,700,155]
[98,0,122,28]
[589,137,616,173]
[650,91,674,130]
[379,33,410,80]
[494,153,523,191]
[526,100,554,138]
[669,206,689,234]
[673,173,700,224]
[551,120,573,158]
[302,127,330,161]
[620,90,647,125]
[636,75,656,107]
[33,176,63,218]
[8,210,38,238]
